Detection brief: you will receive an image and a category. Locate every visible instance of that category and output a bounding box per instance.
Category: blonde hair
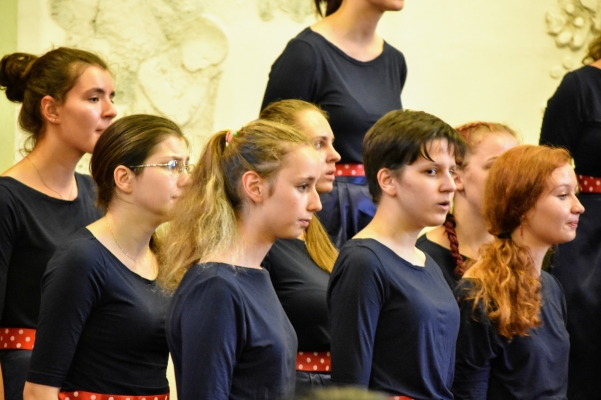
[261,99,338,272]
[158,120,312,292]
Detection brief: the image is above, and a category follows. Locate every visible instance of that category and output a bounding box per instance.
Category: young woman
[417,122,519,288]
[453,145,583,399]
[23,114,189,400]
[261,0,407,249]
[328,109,466,399]
[0,48,116,400]
[260,100,340,394]
[160,120,322,400]
[540,32,601,399]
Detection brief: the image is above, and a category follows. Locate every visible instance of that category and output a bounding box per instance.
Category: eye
[166,160,179,172]
[425,168,437,176]
[298,184,309,191]
[314,140,324,150]
[89,97,99,103]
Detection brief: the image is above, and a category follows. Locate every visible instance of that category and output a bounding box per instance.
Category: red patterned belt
[296,351,331,372]
[0,328,35,350]
[59,391,169,400]
[578,175,601,193]
[390,397,413,400]
[335,163,365,177]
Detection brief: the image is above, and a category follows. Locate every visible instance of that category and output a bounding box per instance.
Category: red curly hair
[462,145,571,338]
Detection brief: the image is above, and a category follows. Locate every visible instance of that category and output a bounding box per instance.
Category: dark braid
[443,213,467,278]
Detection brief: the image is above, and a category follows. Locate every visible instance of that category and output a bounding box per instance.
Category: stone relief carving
[546,0,601,78]
[258,0,314,22]
[48,0,229,171]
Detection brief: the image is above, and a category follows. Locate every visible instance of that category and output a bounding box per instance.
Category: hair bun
[0,52,38,103]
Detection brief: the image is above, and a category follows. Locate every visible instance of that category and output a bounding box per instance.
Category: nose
[328,144,341,163]
[308,186,322,213]
[440,169,457,193]
[573,196,585,214]
[104,99,118,119]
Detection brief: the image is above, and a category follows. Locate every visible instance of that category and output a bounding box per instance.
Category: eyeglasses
[128,160,193,175]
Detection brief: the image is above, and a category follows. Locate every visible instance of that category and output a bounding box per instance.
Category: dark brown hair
[0,47,109,152]
[91,114,187,212]
[461,145,571,338]
[363,109,466,204]
[314,0,343,17]
[584,32,601,64]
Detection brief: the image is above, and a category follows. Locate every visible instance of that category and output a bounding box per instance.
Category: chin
[316,183,334,194]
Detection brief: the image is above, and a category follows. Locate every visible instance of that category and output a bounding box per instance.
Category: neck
[320,1,383,44]
[356,200,423,263]
[452,200,492,259]
[512,231,548,276]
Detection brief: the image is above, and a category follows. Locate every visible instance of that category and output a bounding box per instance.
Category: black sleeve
[328,246,386,386]
[176,277,245,400]
[540,72,583,152]
[261,39,320,111]
[27,239,107,387]
[0,185,19,321]
[452,284,497,400]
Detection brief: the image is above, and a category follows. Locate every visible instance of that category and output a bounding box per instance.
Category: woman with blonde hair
[540,32,601,399]
[0,47,116,400]
[417,122,518,288]
[162,120,322,400]
[453,145,583,399]
[260,99,340,394]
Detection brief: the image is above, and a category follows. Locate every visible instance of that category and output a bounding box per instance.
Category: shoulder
[383,41,406,62]
[541,270,564,298]
[333,239,387,277]
[75,173,96,193]
[263,238,305,272]
[178,263,244,300]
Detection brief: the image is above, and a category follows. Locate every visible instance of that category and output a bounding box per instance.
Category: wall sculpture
[546,0,601,77]
[49,0,229,170]
[258,0,313,22]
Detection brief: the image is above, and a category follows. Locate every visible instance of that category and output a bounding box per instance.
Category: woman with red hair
[453,145,584,399]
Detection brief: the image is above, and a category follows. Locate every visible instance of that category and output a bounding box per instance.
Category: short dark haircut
[363,109,467,203]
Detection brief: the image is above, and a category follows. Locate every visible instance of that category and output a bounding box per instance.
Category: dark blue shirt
[328,239,459,399]
[27,229,169,395]
[261,28,407,164]
[167,262,297,400]
[452,271,569,400]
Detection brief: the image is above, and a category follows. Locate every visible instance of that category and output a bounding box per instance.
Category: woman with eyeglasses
[23,114,189,400]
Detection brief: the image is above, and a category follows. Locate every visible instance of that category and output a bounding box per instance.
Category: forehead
[69,65,114,92]
[146,135,189,159]
[295,109,333,140]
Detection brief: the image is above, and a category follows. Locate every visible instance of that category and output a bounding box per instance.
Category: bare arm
[23,382,59,400]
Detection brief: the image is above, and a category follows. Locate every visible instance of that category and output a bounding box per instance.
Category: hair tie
[497,232,512,239]
[225,130,237,146]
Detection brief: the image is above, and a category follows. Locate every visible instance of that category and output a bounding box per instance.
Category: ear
[40,95,60,124]
[113,165,135,195]
[454,168,465,191]
[377,168,399,198]
[241,170,265,204]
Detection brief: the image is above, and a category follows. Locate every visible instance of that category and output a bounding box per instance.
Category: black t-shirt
[167,262,297,400]
[27,229,170,395]
[0,174,101,328]
[540,65,601,175]
[416,234,466,289]
[453,271,569,400]
[328,238,459,399]
[262,238,330,351]
[262,28,407,164]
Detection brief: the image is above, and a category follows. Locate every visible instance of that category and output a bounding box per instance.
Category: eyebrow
[86,88,116,98]
[297,176,317,182]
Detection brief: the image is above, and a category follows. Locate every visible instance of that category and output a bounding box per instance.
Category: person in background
[328,109,465,399]
[161,120,322,400]
[24,114,189,400]
[540,31,601,400]
[261,0,407,249]
[417,122,518,288]
[0,47,116,400]
[260,99,340,394]
[453,145,582,399]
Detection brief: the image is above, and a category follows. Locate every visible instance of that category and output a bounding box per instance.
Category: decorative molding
[258,0,313,22]
[49,0,229,172]
[545,0,601,78]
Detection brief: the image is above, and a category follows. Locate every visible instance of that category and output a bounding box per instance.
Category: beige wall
[2,0,593,157]
[0,0,18,172]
